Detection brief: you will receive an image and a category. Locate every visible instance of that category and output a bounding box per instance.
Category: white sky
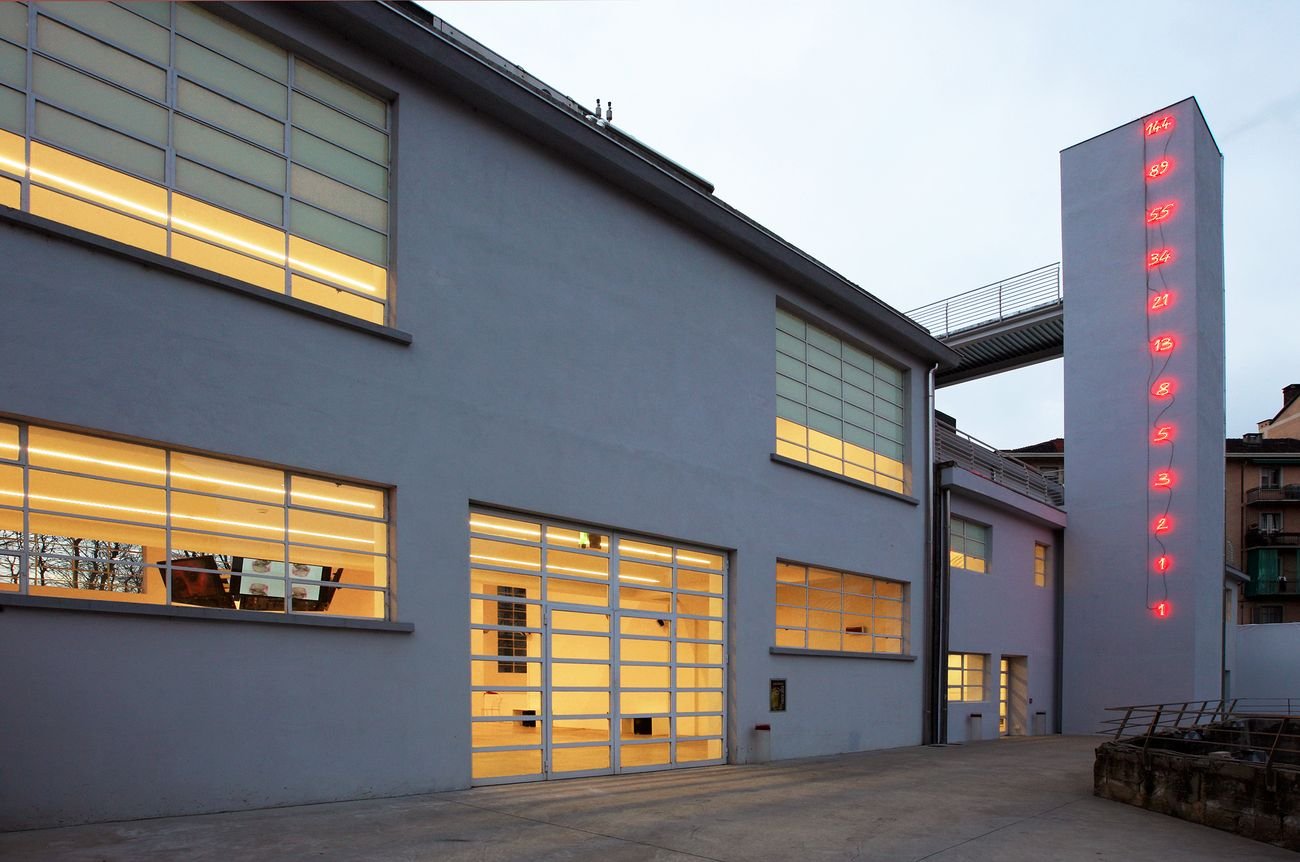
[425,0,1300,448]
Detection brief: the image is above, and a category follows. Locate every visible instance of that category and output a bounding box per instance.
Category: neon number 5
[1148,248,1173,267]
[1152,425,1173,443]
[1150,292,1172,312]
[1151,335,1175,353]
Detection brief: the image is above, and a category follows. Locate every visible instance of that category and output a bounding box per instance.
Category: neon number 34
[1148,248,1173,267]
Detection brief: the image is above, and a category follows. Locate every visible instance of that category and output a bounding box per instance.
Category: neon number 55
[1147,203,1176,224]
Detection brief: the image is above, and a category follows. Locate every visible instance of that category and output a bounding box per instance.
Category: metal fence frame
[907,263,1061,339]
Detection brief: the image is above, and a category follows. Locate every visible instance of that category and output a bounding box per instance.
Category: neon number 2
[1150,292,1172,312]
[1151,335,1175,353]
[1154,515,1172,534]
[1148,248,1173,267]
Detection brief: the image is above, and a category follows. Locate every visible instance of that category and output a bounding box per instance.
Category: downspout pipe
[923,362,942,744]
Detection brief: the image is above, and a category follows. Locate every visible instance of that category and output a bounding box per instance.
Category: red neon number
[1154,515,1174,534]
[1152,424,1175,444]
[1147,202,1176,224]
[1146,157,1173,179]
[1151,335,1175,353]
[1153,470,1174,489]
[1154,600,1171,618]
[1150,291,1173,312]
[1152,379,1175,398]
[1148,248,1173,268]
[1145,115,1175,136]
[1155,554,1173,573]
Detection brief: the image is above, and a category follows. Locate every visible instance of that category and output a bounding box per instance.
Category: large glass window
[1033,543,1049,587]
[949,517,988,573]
[774,561,906,655]
[0,2,390,324]
[774,308,907,493]
[0,418,390,619]
[947,652,985,702]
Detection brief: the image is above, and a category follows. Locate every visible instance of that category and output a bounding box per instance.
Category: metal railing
[1246,486,1300,504]
[906,263,1061,340]
[936,422,1065,507]
[1244,527,1300,549]
[1102,699,1300,776]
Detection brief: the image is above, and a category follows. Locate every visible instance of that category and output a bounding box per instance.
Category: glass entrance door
[548,606,613,776]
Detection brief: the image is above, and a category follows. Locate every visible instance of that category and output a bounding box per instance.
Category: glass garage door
[469,511,726,784]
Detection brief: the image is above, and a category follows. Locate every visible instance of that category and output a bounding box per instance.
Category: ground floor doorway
[999,656,1029,736]
[469,510,726,784]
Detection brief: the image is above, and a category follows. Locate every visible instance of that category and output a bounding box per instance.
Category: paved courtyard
[1,735,1292,861]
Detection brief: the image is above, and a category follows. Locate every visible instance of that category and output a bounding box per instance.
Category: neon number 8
[1153,381,1172,397]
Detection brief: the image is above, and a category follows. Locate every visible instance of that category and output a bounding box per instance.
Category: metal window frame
[772,559,909,656]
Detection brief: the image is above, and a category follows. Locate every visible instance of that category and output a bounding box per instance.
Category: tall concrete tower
[1061,99,1225,732]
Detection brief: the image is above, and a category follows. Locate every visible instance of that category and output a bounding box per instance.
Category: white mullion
[163,448,172,606]
[282,473,292,613]
[282,54,293,296]
[20,1,32,212]
[18,422,29,594]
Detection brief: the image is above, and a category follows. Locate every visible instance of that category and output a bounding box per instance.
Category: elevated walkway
[908,263,1063,387]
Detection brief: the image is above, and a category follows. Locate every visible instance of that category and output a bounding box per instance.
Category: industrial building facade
[0,0,1034,827]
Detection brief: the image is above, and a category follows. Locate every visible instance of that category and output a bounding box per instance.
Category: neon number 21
[1150,292,1172,312]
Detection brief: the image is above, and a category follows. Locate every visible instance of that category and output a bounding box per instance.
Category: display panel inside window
[946,652,985,702]
[949,517,988,573]
[0,418,390,619]
[0,2,390,324]
[773,561,906,655]
[774,308,907,493]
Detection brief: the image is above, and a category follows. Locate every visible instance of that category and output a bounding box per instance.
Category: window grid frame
[946,652,986,703]
[0,2,392,321]
[0,417,392,620]
[949,516,989,574]
[773,560,907,656]
[1033,542,1049,587]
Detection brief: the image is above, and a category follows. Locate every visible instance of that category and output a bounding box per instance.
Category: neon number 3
[1154,471,1172,488]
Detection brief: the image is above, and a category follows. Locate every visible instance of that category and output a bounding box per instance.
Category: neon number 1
[1150,292,1172,312]
[1155,600,1171,618]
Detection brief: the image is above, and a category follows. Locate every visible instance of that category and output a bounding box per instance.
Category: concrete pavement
[1,735,1291,861]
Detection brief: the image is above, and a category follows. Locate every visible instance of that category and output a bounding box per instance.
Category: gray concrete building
[0,1,969,828]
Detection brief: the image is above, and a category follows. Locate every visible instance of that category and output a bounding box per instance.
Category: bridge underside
[934,303,1063,387]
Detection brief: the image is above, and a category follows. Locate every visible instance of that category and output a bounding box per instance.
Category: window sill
[769,646,916,662]
[770,454,919,505]
[0,593,414,633]
[0,206,413,346]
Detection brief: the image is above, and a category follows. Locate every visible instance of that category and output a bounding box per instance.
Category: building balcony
[936,422,1064,508]
[1244,485,1300,505]
[1244,528,1300,549]
[1244,578,1300,600]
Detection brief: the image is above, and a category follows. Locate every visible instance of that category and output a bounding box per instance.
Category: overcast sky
[426,0,1300,448]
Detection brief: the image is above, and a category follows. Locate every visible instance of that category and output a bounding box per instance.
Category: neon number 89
[1147,159,1171,179]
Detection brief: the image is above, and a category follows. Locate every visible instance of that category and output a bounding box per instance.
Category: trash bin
[966,713,983,742]
[1033,711,1047,736]
[752,723,771,763]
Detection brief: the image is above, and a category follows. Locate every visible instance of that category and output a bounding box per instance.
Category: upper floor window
[1033,543,1049,587]
[774,308,907,493]
[0,2,391,324]
[949,517,988,573]
[0,417,391,619]
[774,561,906,655]
[1261,466,1282,489]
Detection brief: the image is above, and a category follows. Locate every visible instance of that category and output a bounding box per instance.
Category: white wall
[1233,623,1300,701]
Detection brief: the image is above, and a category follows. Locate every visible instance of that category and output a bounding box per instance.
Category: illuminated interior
[998,658,1009,734]
[775,308,907,494]
[949,517,988,573]
[774,561,905,654]
[0,418,389,619]
[469,512,726,782]
[0,2,390,324]
[946,652,985,702]
[1033,543,1048,587]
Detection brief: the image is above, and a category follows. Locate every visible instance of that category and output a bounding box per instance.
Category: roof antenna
[606,101,613,122]
[595,98,602,120]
